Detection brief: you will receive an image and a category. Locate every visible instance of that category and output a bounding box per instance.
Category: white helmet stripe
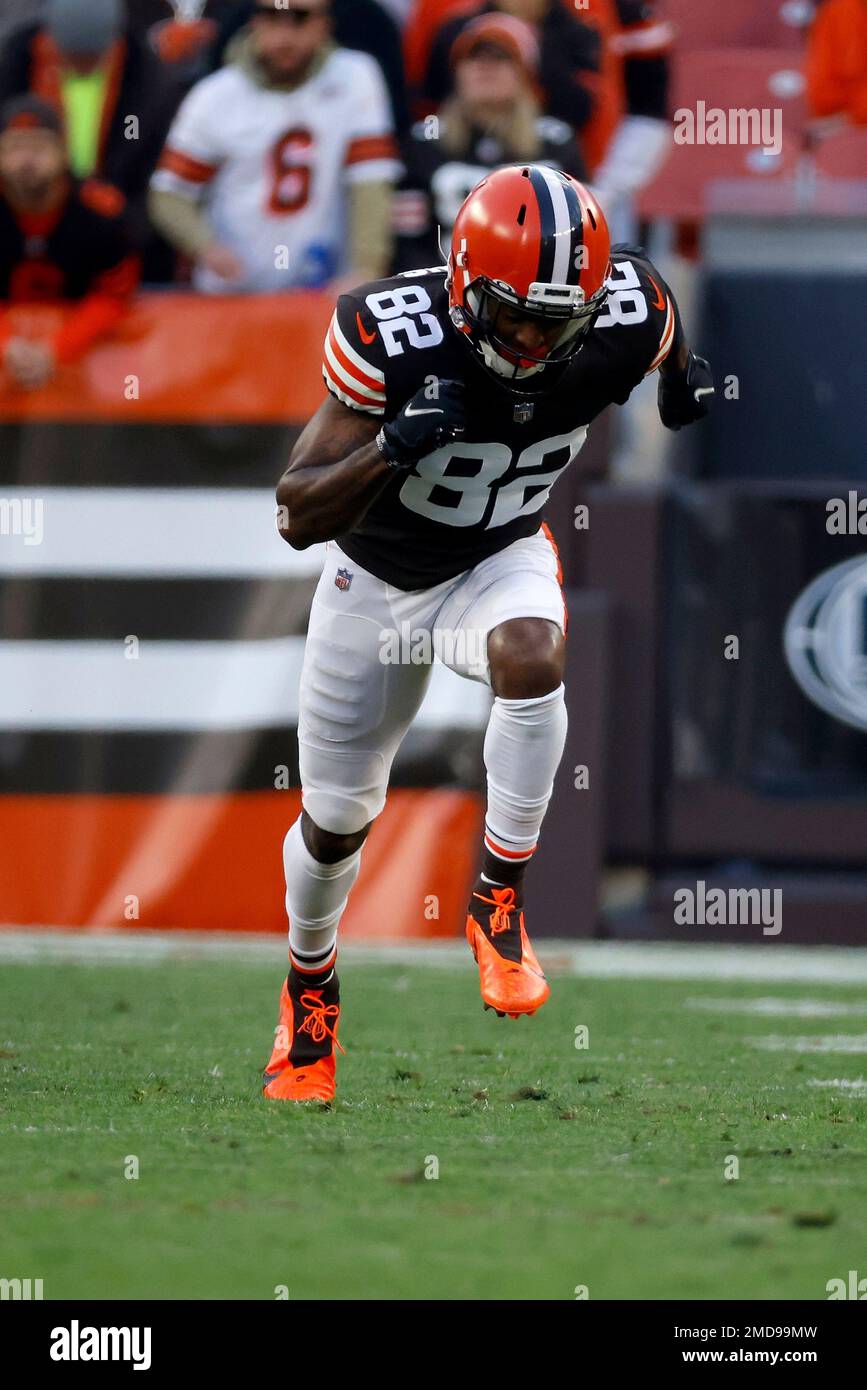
[534,164,573,286]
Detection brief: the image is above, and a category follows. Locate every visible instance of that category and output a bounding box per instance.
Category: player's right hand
[376,379,465,470]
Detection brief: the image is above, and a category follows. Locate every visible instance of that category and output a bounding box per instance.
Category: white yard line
[808,1078,867,1094]
[685,996,867,1018]
[2,929,867,985]
[749,1034,867,1054]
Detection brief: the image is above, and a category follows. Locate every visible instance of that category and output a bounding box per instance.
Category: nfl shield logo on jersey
[513,401,535,424]
[334,567,354,592]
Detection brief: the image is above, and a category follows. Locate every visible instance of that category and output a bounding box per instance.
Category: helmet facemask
[453,274,609,393]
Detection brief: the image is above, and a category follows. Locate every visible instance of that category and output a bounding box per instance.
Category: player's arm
[278,292,464,548]
[655,305,714,430]
[276,397,388,549]
[632,254,715,430]
[277,379,466,548]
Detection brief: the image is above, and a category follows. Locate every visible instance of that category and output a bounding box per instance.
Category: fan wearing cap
[0,0,179,279]
[395,13,587,271]
[0,96,138,388]
[421,0,601,139]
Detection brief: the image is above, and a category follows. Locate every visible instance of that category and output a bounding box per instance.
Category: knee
[487,618,565,699]
[301,809,371,864]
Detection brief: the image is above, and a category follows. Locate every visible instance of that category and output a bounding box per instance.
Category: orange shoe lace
[298,990,346,1055]
[473,886,517,936]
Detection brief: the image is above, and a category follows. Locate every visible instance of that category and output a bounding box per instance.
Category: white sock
[482,683,568,870]
[282,817,362,971]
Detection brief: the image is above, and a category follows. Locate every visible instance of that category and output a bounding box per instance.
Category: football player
[263,163,713,1101]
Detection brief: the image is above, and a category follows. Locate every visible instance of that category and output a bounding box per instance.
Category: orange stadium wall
[0,294,484,938]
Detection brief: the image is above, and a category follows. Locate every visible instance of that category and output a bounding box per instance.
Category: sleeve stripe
[323,366,385,415]
[646,297,675,374]
[329,311,385,384]
[345,135,398,167]
[324,331,386,403]
[157,147,218,184]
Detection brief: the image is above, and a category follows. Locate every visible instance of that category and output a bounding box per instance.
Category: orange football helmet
[447,164,611,388]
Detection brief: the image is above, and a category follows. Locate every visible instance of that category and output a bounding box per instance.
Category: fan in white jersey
[149,0,400,292]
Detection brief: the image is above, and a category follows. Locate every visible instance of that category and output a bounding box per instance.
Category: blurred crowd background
[0,0,862,390]
[1,0,866,942]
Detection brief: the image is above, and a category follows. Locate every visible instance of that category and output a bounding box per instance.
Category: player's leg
[264,546,434,1101]
[434,527,568,1017]
[482,614,566,887]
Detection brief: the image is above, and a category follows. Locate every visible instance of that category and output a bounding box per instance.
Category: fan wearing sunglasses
[149,0,399,291]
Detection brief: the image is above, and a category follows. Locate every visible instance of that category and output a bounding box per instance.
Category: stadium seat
[812,124,867,179]
[638,49,807,221]
[663,0,810,50]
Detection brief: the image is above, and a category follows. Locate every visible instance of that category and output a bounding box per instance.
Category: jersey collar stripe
[646,297,674,374]
[329,311,386,384]
[530,164,572,286]
[323,367,385,414]
[326,328,386,399]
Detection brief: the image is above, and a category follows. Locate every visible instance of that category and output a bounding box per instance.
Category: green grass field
[2,948,867,1300]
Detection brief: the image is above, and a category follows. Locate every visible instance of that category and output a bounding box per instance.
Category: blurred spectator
[422,0,601,139]
[805,0,867,125]
[204,0,411,134]
[0,96,138,389]
[0,0,179,279]
[591,0,672,241]
[148,0,400,293]
[394,13,586,269]
[377,0,414,22]
[123,4,256,95]
[127,1,227,89]
[404,0,477,95]
[569,0,621,174]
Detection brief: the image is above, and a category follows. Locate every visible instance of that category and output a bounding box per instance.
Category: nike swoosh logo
[356,312,377,345]
[694,386,715,399]
[647,275,666,312]
[404,404,442,417]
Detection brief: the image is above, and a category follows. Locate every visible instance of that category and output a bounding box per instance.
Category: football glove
[376,379,465,470]
[658,351,715,431]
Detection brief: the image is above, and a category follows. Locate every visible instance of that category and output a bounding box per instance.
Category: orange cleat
[262,967,344,1102]
[465,883,550,1018]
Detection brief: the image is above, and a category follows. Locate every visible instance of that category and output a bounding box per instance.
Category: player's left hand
[658,351,715,430]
